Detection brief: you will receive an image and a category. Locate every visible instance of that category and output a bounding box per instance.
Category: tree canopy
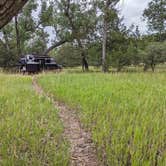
[143,0,166,40]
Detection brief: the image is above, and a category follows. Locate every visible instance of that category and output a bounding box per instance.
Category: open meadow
[0,72,166,166]
[38,72,166,166]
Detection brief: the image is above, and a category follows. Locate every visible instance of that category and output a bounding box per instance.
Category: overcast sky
[119,0,151,33]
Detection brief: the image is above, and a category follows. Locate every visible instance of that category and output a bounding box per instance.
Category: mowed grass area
[0,74,69,166]
[39,73,166,166]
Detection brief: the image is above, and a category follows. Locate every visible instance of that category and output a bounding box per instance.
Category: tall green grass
[39,73,166,166]
[0,74,69,165]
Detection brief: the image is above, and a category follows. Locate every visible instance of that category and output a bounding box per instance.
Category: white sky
[119,0,151,33]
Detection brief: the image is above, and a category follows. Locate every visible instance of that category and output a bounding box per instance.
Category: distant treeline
[0,0,165,72]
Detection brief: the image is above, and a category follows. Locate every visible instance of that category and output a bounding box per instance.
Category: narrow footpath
[32,77,99,166]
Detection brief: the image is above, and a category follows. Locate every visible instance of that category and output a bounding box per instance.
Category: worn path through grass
[33,76,99,166]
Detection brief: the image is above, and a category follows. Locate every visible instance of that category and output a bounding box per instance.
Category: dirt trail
[32,77,99,166]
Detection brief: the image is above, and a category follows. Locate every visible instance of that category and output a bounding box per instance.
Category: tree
[0,24,18,68]
[62,0,89,71]
[143,0,166,41]
[40,0,97,71]
[0,0,28,29]
[54,43,81,67]
[14,15,21,57]
[55,42,102,67]
[139,42,166,71]
[25,29,48,54]
[110,34,132,72]
[17,0,39,54]
[0,0,40,68]
[94,0,120,72]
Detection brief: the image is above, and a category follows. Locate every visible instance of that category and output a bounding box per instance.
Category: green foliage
[139,42,166,71]
[0,0,49,68]
[25,29,49,54]
[108,28,138,71]
[54,42,102,67]
[55,43,82,67]
[0,74,69,165]
[0,44,15,68]
[94,0,121,71]
[87,42,102,66]
[39,73,166,166]
[17,0,39,51]
[0,24,18,68]
[143,0,166,36]
[111,48,131,71]
[39,0,54,26]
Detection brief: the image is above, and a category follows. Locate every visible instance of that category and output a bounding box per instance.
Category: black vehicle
[19,54,62,73]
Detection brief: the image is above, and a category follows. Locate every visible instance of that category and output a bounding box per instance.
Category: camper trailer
[19,54,62,73]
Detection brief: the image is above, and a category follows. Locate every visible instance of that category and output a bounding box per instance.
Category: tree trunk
[76,39,88,71]
[15,15,21,57]
[151,63,155,72]
[64,0,89,71]
[0,0,28,29]
[151,57,155,72]
[81,51,89,71]
[143,64,148,72]
[102,0,111,72]
[2,30,10,52]
[102,19,108,72]
[117,64,122,72]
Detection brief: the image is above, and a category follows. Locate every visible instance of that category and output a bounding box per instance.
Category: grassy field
[39,72,166,166]
[0,74,69,166]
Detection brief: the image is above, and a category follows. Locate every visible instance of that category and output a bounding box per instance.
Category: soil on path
[32,77,100,166]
